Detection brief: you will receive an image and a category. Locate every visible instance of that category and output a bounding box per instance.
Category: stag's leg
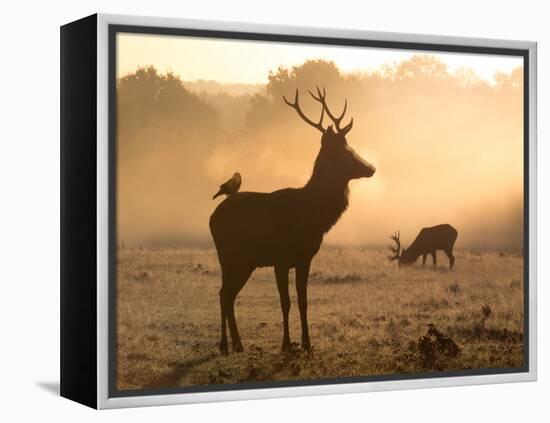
[422,254,427,267]
[445,249,455,269]
[431,251,437,268]
[220,266,253,353]
[275,265,291,352]
[219,288,228,355]
[296,261,311,351]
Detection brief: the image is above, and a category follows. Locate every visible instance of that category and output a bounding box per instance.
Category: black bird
[212,172,242,200]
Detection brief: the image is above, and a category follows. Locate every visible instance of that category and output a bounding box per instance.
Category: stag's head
[284,87,375,185]
[387,230,414,266]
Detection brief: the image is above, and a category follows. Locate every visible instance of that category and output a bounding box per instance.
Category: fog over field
[117,55,523,250]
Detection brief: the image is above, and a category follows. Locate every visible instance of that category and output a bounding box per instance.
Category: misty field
[116,247,524,391]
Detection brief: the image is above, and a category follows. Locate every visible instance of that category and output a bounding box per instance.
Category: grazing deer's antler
[283,89,325,133]
[387,230,401,261]
[308,86,353,135]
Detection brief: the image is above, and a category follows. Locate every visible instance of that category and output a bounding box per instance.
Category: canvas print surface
[114,31,525,393]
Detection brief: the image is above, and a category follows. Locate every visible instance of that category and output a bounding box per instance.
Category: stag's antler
[283,89,325,133]
[387,230,401,262]
[308,86,353,135]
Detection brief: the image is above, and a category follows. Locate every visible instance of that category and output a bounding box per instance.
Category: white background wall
[0,0,547,421]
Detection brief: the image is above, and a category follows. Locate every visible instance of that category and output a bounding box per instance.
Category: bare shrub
[447,282,461,295]
[412,324,461,370]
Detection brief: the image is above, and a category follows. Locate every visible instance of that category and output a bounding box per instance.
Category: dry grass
[116,247,524,391]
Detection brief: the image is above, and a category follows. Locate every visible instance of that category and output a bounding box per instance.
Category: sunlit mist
[116,33,524,250]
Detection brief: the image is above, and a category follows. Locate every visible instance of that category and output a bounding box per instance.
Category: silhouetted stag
[210,87,376,354]
[388,224,458,269]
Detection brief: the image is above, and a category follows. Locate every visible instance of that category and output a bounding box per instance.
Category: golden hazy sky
[116,31,524,249]
[117,33,523,84]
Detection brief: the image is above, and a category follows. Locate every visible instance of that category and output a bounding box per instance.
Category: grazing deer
[388,224,458,269]
[210,87,376,354]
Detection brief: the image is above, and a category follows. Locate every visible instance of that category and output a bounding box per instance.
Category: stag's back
[209,189,324,268]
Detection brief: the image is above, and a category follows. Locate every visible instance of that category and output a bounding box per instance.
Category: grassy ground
[116,247,524,391]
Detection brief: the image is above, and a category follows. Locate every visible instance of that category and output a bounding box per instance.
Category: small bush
[448,283,461,295]
[415,324,461,370]
[473,303,494,337]
[481,304,492,321]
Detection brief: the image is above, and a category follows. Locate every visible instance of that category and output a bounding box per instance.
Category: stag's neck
[302,174,350,234]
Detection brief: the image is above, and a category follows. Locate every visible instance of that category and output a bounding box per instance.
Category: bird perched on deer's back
[213,172,242,200]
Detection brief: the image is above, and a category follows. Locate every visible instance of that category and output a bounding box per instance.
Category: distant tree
[390,54,450,81]
[494,66,523,92]
[454,67,486,88]
[117,66,222,136]
[246,60,348,129]
[267,60,342,100]
[199,91,254,132]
